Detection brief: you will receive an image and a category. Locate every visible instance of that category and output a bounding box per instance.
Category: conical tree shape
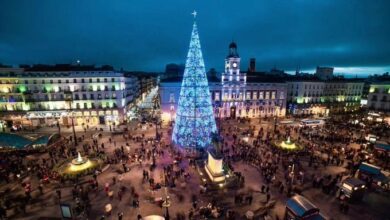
[172,22,217,148]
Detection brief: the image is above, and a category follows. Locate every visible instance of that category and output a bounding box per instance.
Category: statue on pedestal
[205,133,225,183]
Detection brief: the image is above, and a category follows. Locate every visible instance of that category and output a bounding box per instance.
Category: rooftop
[246,72,286,83]
[160,76,220,83]
[25,64,114,72]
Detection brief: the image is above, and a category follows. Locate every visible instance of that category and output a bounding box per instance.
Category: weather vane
[192,10,197,19]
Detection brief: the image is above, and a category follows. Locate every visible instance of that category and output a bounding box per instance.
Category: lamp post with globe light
[66,97,77,146]
[71,111,77,146]
[162,175,171,220]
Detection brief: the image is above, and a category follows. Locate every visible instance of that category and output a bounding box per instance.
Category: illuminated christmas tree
[172,15,217,149]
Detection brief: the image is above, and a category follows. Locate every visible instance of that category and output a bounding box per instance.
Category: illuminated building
[160,43,288,122]
[0,65,140,127]
[172,20,217,148]
[287,79,364,115]
[219,50,287,118]
[367,83,390,112]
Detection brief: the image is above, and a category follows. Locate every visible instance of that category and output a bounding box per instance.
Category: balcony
[64,97,73,101]
[25,98,37,102]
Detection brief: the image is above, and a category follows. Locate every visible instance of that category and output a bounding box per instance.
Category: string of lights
[172,21,217,148]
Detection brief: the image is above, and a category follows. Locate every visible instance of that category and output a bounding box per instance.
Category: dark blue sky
[1,0,390,75]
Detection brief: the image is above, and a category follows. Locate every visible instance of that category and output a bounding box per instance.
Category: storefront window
[259,91,264,99]
[271,91,276,99]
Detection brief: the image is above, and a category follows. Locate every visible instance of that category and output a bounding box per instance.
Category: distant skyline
[1,0,390,75]
[286,66,390,78]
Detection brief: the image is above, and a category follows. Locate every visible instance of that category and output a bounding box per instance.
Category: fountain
[68,152,92,172]
[72,152,88,165]
[54,151,103,178]
[278,136,300,150]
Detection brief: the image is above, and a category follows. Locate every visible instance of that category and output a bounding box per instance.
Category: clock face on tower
[232,62,237,68]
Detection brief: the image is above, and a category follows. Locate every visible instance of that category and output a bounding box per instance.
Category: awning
[286,195,319,217]
[358,162,381,175]
[374,143,390,151]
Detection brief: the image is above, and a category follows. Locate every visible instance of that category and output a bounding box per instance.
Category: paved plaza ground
[1,116,390,220]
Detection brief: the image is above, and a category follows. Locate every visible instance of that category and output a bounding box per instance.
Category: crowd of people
[0,113,389,219]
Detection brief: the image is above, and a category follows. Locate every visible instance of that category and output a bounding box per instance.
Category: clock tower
[224,42,240,77]
[221,42,247,118]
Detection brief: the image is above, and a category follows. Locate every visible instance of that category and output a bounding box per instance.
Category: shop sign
[27,111,63,118]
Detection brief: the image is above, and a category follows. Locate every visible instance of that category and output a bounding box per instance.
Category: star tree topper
[192,10,197,19]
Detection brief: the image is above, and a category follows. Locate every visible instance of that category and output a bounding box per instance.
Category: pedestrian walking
[118,212,123,220]
[56,189,61,200]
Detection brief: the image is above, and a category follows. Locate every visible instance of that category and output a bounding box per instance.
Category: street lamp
[71,112,77,146]
[57,118,61,135]
[67,96,77,146]
[290,164,295,185]
[274,105,280,132]
[162,176,171,220]
[217,105,223,134]
[153,101,159,140]
[274,116,277,132]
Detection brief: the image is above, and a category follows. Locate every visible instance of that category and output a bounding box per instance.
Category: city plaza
[1,15,390,220]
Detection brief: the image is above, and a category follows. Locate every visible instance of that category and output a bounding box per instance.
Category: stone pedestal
[205,150,225,183]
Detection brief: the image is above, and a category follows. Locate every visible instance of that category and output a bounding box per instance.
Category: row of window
[4,85,121,93]
[15,78,118,84]
[0,78,117,84]
[215,107,281,116]
[291,84,363,90]
[74,93,118,100]
[369,88,390,94]
[1,92,123,102]
[370,95,388,102]
[167,91,283,103]
[289,92,361,97]
[213,91,281,101]
[0,101,119,111]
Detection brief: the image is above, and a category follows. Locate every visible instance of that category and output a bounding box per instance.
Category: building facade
[367,83,390,112]
[159,43,287,123]
[287,80,364,115]
[0,65,140,128]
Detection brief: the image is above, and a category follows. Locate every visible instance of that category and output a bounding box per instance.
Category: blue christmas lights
[172,21,217,148]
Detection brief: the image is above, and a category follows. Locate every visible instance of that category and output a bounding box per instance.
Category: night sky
[1,0,390,75]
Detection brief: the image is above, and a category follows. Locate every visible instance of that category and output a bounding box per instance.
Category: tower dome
[229,42,237,49]
[227,41,239,58]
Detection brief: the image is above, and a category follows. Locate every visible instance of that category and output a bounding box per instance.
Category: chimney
[249,58,256,72]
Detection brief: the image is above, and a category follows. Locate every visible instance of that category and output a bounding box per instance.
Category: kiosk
[284,195,327,220]
[374,143,390,152]
[357,162,389,188]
